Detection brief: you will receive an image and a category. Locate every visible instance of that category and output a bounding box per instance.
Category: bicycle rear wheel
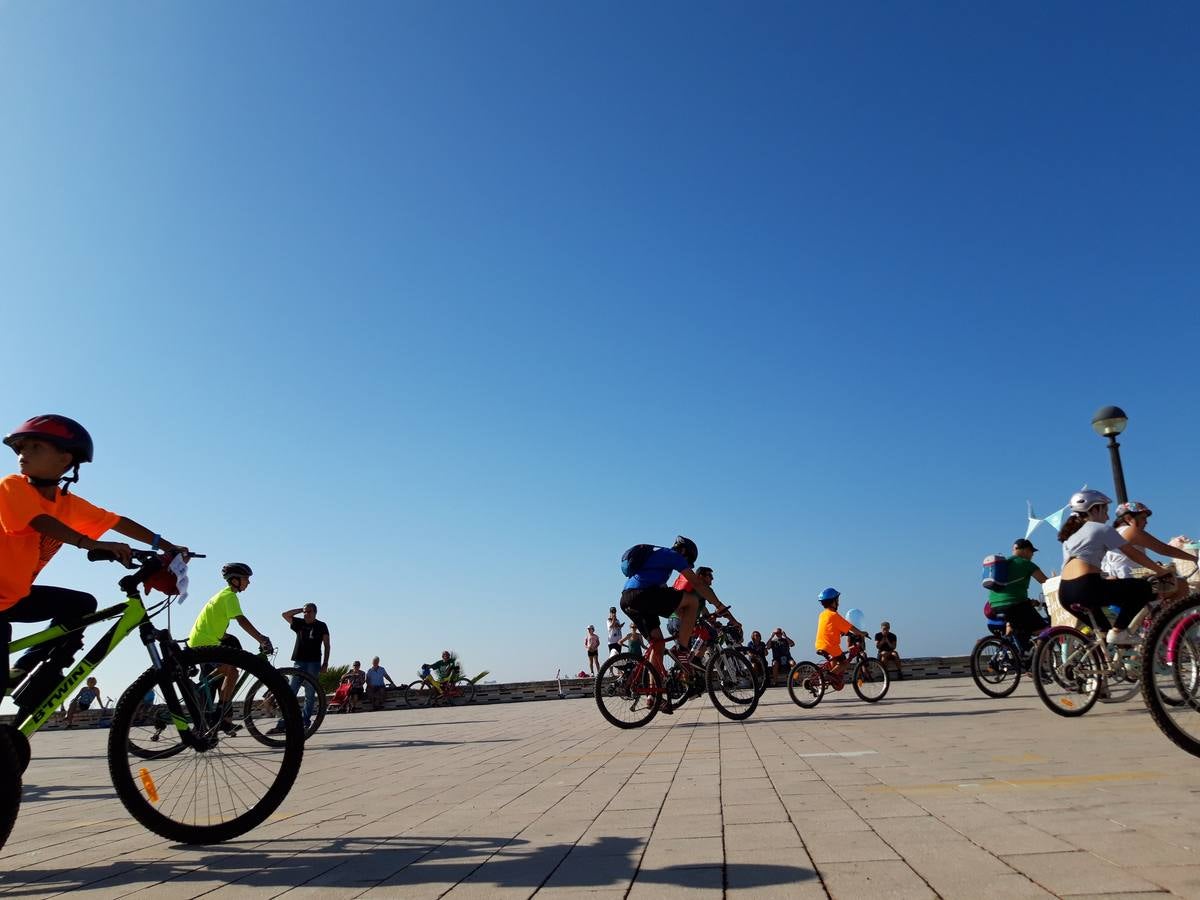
[108,645,304,844]
[595,652,662,729]
[787,661,825,708]
[0,725,21,851]
[706,648,759,720]
[1142,595,1200,757]
[970,635,1022,698]
[452,678,477,704]
[1033,629,1103,717]
[852,657,890,702]
[125,702,188,761]
[245,667,327,746]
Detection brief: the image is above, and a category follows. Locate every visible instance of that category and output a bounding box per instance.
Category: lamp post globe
[1091,405,1129,505]
[1091,406,1128,438]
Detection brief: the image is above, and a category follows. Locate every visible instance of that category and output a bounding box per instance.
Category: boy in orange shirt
[0,415,187,710]
[815,587,869,689]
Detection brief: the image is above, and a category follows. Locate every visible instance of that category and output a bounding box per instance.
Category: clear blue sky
[3,3,1199,705]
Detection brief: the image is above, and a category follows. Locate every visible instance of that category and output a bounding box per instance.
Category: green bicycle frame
[8,594,149,737]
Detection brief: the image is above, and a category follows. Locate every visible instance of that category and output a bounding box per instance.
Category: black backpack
[620,544,657,577]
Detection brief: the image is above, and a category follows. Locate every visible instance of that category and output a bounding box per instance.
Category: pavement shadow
[0,833,816,894]
[317,720,496,734]
[17,782,116,804]
[770,707,1017,723]
[316,738,518,751]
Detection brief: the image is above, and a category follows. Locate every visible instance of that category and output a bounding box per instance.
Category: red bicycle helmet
[3,415,95,464]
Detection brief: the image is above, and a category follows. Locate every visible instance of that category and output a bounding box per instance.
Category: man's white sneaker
[1106,629,1138,647]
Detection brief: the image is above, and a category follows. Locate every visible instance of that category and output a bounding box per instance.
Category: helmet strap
[28,465,80,493]
[59,464,80,494]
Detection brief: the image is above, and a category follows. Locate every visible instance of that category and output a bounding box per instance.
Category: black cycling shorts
[620,587,683,639]
[199,634,244,678]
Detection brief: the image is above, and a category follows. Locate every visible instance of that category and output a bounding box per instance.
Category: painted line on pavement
[796,751,878,758]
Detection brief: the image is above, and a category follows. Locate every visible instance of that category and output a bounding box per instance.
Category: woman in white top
[606,607,625,657]
[1058,490,1169,645]
[1102,501,1197,601]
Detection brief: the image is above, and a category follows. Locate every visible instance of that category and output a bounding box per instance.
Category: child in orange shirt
[815,587,869,688]
[1,415,188,708]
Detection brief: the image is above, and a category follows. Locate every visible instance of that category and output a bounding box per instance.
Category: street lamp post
[1091,405,1129,506]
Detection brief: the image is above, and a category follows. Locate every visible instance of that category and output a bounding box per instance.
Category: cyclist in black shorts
[619,536,724,712]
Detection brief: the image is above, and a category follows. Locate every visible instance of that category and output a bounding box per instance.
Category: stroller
[330,679,352,713]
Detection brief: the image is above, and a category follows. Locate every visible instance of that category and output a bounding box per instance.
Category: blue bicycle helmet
[818,587,841,604]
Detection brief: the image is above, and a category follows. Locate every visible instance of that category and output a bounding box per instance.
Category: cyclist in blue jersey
[619,536,724,712]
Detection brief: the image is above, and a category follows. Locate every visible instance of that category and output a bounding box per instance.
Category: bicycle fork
[138,623,218,751]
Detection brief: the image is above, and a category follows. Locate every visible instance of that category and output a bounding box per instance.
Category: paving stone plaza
[4,678,1200,899]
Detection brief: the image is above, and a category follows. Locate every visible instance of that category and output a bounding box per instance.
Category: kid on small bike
[1,415,188,707]
[187,562,273,708]
[815,588,869,689]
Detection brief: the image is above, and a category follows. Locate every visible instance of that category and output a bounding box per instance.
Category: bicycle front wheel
[787,662,825,708]
[405,681,433,708]
[747,654,768,698]
[245,667,327,746]
[1142,595,1200,757]
[970,635,1022,698]
[852,657,890,702]
[1033,629,1103,717]
[595,652,662,729]
[108,645,304,844]
[706,648,759,720]
[0,725,21,851]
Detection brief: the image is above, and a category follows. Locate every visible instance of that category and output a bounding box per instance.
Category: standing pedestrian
[606,607,624,658]
[585,625,600,674]
[268,602,330,734]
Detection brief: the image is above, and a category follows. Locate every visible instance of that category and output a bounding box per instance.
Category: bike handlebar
[87,548,206,568]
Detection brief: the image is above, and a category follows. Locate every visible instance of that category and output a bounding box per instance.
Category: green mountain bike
[1,550,304,848]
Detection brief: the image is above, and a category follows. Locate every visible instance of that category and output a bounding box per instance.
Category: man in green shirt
[987,539,1048,650]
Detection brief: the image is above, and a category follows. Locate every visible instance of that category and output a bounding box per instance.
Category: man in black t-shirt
[268,602,330,733]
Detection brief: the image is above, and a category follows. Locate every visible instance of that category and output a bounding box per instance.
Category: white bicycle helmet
[1069,489,1112,514]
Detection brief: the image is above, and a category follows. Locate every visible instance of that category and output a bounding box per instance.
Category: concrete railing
[4,654,971,729]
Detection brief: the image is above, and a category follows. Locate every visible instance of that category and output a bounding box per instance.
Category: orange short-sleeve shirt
[815,608,853,657]
[0,474,120,611]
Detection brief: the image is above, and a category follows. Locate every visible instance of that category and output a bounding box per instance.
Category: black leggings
[1059,574,1152,631]
[1,585,98,697]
